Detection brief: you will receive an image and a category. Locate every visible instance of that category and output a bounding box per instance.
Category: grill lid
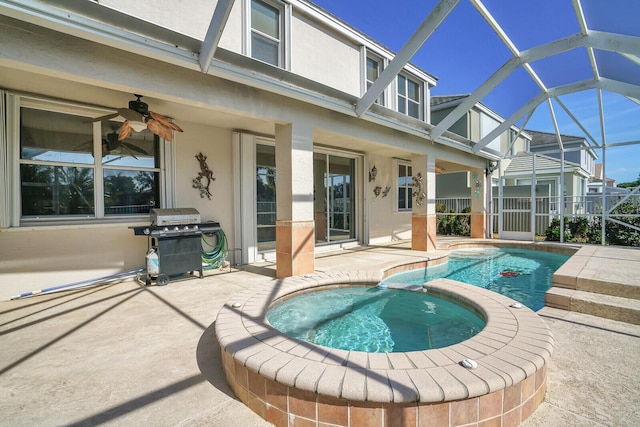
[151,208,201,226]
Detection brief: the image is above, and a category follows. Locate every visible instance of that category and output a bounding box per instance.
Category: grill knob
[163,227,169,232]
[174,226,179,231]
[183,226,190,230]
[143,228,150,235]
[194,225,199,230]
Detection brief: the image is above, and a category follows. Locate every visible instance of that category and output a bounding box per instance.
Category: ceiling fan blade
[149,111,183,132]
[146,118,174,141]
[118,121,135,141]
[121,142,149,156]
[117,108,145,122]
[74,140,93,152]
[120,143,139,160]
[92,113,119,122]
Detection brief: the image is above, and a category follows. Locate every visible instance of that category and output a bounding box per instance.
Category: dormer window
[397,73,422,120]
[366,55,385,105]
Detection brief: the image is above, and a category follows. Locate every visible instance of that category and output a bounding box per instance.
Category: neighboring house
[504,130,598,215]
[588,164,621,193]
[0,0,496,299]
[431,95,531,229]
[431,97,603,239]
[587,163,630,213]
[431,95,531,158]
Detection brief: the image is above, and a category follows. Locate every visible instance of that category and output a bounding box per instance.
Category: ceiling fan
[93,94,183,141]
[76,125,150,160]
[102,128,149,160]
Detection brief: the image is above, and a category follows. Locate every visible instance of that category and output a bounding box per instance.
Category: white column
[275,122,315,277]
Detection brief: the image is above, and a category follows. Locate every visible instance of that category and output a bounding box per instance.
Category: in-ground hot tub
[215,262,553,427]
[267,285,487,353]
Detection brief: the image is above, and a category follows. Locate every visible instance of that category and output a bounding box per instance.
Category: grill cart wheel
[157,274,170,286]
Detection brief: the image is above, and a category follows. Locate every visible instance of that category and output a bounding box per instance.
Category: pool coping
[215,251,554,406]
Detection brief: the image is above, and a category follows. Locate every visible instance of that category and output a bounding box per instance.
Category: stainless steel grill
[131,208,220,285]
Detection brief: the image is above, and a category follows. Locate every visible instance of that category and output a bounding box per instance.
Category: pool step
[545,287,640,325]
[552,273,640,300]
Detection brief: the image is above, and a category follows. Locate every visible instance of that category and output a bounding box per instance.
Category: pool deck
[1,239,639,426]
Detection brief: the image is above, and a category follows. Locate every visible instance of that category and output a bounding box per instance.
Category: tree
[618,172,640,189]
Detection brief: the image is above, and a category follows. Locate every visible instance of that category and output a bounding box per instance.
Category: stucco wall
[291,12,361,96]
[95,1,363,96]
[367,155,412,244]
[173,122,235,237]
[96,0,217,40]
[0,225,147,300]
[0,120,236,301]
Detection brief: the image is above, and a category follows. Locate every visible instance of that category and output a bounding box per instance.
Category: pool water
[385,248,570,311]
[267,287,485,352]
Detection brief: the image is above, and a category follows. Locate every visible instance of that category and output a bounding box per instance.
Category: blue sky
[312,0,640,184]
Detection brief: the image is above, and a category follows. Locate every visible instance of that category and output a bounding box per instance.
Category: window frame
[247,0,289,69]
[396,72,423,120]
[12,95,170,226]
[364,52,386,106]
[396,159,413,212]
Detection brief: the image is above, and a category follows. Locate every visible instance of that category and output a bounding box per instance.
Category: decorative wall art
[193,152,215,199]
[369,164,378,182]
[472,171,481,198]
[382,186,391,198]
[373,186,382,197]
[412,172,426,206]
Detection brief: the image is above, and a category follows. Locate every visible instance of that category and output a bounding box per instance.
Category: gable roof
[526,129,587,146]
[430,94,470,107]
[504,153,585,176]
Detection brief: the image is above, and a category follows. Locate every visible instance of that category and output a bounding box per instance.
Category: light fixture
[369,164,377,182]
[129,121,147,132]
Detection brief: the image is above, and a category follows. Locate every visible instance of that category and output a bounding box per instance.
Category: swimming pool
[218,243,561,427]
[384,247,570,310]
[267,286,486,352]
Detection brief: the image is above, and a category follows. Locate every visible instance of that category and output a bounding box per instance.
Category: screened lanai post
[531,154,537,242]
[498,160,504,238]
[275,122,315,278]
[199,0,235,73]
[411,155,437,251]
[355,0,460,117]
[549,98,566,243]
[598,88,608,246]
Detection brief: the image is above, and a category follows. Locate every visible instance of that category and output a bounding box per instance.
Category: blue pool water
[267,287,485,352]
[384,248,570,311]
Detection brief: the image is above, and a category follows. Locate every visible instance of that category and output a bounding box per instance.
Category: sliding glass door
[256,144,276,251]
[314,153,355,244]
[255,144,356,251]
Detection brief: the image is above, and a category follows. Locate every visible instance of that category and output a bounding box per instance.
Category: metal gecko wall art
[193,152,215,199]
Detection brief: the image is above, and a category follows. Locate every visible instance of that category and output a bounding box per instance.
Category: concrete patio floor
[1,241,639,426]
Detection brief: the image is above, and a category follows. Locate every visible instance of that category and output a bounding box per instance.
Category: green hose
[201,229,228,269]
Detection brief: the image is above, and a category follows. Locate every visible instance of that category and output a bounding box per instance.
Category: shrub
[544,200,640,246]
[436,205,471,236]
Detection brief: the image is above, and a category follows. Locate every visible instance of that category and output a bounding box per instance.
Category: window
[397,161,413,211]
[250,0,284,66]
[19,105,161,220]
[397,74,422,119]
[366,55,384,105]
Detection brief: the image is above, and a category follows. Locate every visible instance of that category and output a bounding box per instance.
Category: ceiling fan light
[129,121,147,132]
